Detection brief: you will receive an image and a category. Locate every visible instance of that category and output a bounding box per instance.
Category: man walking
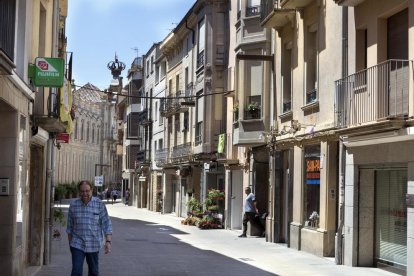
[67,180,113,276]
[238,186,265,238]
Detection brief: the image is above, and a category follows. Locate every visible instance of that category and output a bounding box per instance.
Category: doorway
[374,169,407,273]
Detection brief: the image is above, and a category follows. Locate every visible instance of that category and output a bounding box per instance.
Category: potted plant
[233,103,239,121]
[247,102,260,119]
[247,101,259,112]
[53,208,66,226]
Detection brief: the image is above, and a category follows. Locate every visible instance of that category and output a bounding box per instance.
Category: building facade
[55,83,118,189]
[0,0,71,274]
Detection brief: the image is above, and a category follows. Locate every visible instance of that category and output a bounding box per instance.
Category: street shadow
[109,216,278,276]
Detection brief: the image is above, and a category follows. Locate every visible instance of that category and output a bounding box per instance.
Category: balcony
[138,109,151,126]
[197,51,205,69]
[171,142,192,164]
[34,89,67,133]
[335,59,412,128]
[160,96,176,117]
[136,149,151,163]
[246,5,261,17]
[155,148,169,167]
[260,0,295,28]
[333,0,366,6]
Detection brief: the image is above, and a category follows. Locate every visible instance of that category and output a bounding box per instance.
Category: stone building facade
[55,83,118,188]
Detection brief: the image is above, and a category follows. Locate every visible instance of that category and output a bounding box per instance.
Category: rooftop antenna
[131,47,139,58]
[168,22,178,32]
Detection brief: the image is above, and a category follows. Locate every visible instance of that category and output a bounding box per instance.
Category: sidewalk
[32,201,396,276]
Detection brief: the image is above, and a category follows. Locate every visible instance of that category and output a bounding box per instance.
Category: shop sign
[33,57,64,87]
[56,133,69,144]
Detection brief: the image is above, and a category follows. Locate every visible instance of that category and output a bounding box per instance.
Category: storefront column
[318,140,338,256]
[343,148,358,266]
[407,162,414,276]
[290,145,304,250]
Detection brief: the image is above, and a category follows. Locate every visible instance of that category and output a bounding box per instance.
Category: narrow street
[33,200,395,276]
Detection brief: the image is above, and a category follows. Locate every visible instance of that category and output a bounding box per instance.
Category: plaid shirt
[66,197,112,253]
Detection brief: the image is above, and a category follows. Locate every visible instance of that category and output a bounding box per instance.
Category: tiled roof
[73,83,104,103]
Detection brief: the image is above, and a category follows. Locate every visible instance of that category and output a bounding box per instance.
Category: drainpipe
[335,137,345,264]
[44,137,53,265]
[335,6,348,265]
[44,0,60,265]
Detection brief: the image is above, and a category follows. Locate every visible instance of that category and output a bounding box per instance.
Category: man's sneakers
[238,234,247,238]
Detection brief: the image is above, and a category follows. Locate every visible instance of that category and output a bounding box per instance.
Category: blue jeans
[70,246,99,276]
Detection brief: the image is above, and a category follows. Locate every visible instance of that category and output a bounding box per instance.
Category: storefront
[343,134,413,274]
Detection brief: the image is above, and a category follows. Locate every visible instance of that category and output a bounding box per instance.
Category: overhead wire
[71,83,227,100]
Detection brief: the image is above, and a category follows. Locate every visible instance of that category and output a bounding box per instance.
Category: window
[305,26,318,104]
[80,120,84,140]
[174,115,180,147]
[74,120,78,139]
[127,113,139,138]
[245,58,263,119]
[303,145,320,228]
[155,65,160,83]
[151,56,154,72]
[0,0,16,61]
[176,74,180,93]
[282,42,292,113]
[195,91,204,145]
[197,18,205,68]
[92,123,95,143]
[86,122,90,142]
[146,60,150,77]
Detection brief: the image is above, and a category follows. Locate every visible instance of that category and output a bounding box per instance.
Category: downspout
[44,137,53,265]
[45,0,60,265]
[335,6,348,266]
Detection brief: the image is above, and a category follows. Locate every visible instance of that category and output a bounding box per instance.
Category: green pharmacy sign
[33,57,64,87]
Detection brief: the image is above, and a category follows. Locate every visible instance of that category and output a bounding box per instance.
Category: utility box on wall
[0,178,10,196]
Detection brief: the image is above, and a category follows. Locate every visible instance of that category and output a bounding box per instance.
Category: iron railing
[155,148,169,167]
[246,5,261,17]
[136,149,151,163]
[171,142,192,161]
[260,0,277,22]
[335,59,412,127]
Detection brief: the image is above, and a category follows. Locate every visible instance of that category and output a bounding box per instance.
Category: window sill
[279,110,293,120]
[301,101,319,112]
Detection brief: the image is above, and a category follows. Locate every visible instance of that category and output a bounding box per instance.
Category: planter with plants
[52,208,66,240]
[233,103,239,121]
[246,102,260,119]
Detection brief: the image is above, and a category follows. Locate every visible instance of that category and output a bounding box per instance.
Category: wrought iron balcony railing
[197,51,205,68]
[136,149,151,163]
[260,0,277,22]
[246,5,261,17]
[155,148,169,167]
[171,142,192,163]
[335,59,413,128]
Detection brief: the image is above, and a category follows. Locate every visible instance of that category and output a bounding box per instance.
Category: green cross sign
[33,57,64,87]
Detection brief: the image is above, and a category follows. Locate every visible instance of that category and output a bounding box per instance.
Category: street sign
[94,175,104,187]
[33,57,64,87]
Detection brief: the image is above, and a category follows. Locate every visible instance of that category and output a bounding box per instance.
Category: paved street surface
[32,199,396,276]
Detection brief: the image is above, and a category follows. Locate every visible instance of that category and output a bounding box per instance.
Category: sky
[67,0,195,90]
